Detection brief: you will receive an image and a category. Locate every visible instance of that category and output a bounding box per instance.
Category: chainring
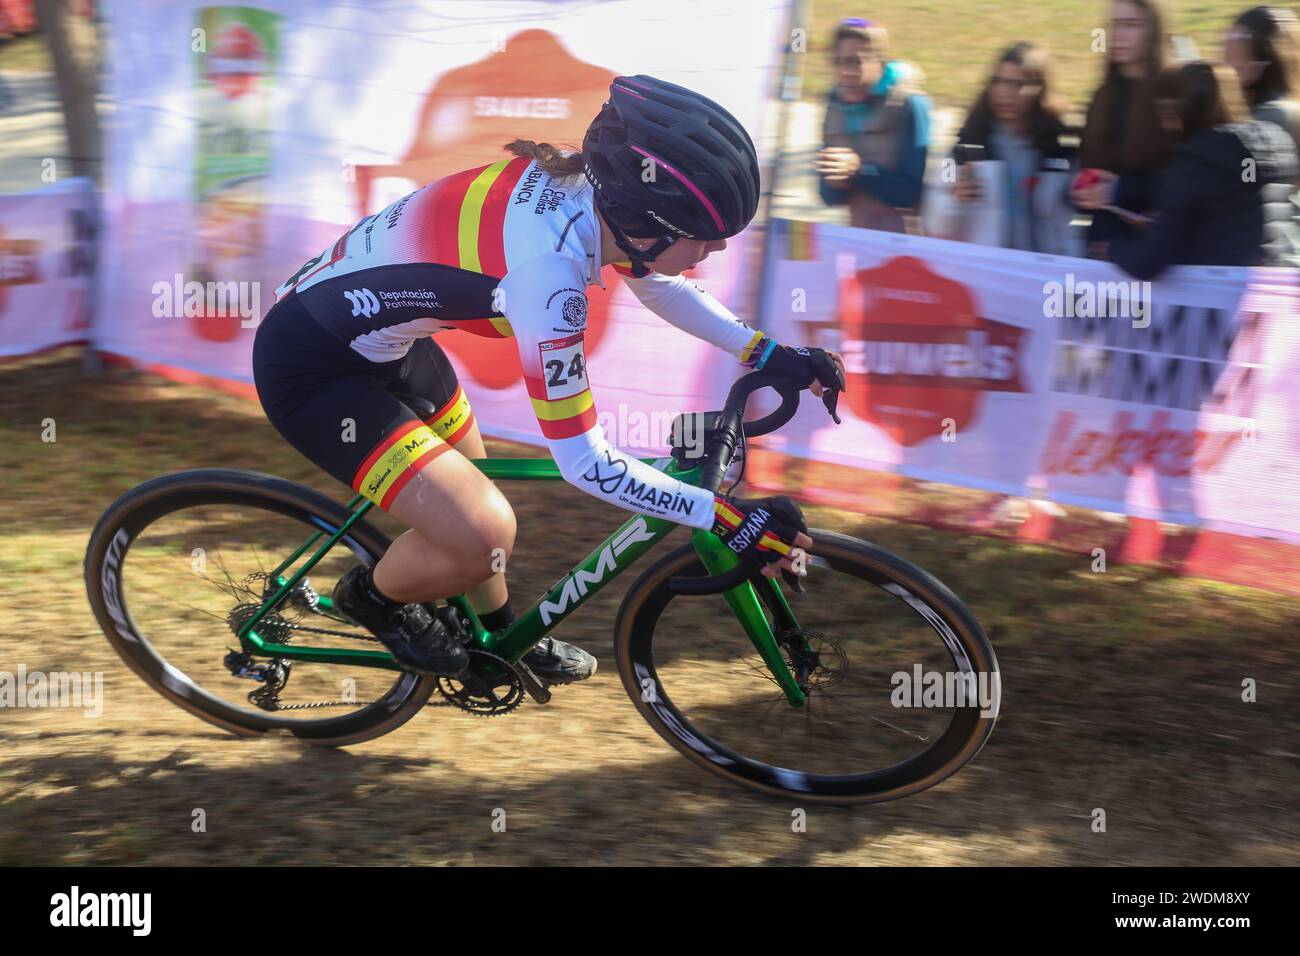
[436,649,526,716]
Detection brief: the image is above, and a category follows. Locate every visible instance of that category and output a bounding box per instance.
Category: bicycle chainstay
[221,572,459,712]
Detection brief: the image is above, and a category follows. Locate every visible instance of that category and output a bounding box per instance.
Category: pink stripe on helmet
[629,144,725,233]
[612,82,648,100]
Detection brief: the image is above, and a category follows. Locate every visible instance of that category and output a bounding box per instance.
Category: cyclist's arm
[498,253,716,530]
[620,270,777,369]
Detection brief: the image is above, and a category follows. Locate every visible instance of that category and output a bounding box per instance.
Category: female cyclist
[251,75,845,683]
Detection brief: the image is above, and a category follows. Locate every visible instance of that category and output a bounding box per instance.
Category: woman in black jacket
[1108,61,1299,278]
[1072,0,1173,254]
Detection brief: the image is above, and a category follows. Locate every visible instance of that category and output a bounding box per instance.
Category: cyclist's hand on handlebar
[761,345,846,395]
[758,344,846,424]
[712,494,814,580]
[808,350,846,399]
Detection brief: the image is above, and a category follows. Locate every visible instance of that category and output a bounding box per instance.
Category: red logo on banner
[838,256,1029,446]
[208,23,266,99]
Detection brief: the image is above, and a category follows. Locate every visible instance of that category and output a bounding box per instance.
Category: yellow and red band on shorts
[424,384,475,447]
[351,385,475,509]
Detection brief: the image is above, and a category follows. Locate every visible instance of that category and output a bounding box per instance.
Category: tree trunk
[33,0,101,183]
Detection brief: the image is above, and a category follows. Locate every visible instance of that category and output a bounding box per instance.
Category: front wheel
[613,530,1000,804]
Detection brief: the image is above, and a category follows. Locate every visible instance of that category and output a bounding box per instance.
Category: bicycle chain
[225,574,457,712]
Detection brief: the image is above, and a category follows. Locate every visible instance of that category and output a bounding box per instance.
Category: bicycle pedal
[514,660,552,705]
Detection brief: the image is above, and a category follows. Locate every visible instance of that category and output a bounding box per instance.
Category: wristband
[754,339,779,371]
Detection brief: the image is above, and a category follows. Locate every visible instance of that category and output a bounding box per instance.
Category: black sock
[479,601,516,632]
[358,567,402,608]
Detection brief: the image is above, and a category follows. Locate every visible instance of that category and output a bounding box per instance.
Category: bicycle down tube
[234,453,806,702]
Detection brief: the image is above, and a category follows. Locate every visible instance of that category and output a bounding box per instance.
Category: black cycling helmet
[582,75,760,274]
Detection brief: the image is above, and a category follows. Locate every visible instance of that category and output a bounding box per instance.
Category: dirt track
[2,350,1297,865]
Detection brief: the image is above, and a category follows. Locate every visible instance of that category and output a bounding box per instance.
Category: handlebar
[693,374,802,497]
[666,367,839,596]
[667,561,754,596]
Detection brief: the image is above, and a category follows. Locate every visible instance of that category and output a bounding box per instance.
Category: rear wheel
[614,530,999,804]
[84,469,436,745]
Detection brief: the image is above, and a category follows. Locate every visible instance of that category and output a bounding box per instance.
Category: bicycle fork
[690,529,808,707]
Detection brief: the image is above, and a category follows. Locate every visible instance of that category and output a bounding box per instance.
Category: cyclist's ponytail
[504,140,585,179]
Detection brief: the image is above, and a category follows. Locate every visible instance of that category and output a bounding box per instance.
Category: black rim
[617,533,998,802]
[85,470,432,741]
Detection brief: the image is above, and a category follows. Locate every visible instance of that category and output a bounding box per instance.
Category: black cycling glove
[711,494,809,574]
[760,345,846,393]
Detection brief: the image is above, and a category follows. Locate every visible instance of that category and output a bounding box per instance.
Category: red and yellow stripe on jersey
[524,329,598,440]
[351,386,476,509]
[524,376,598,440]
[422,157,533,338]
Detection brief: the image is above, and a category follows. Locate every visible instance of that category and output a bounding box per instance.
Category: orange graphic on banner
[351,29,621,391]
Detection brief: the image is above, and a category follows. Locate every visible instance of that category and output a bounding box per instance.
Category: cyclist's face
[634,236,727,275]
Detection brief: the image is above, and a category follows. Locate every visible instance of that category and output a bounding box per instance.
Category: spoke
[133,587,229,627]
[862,712,932,742]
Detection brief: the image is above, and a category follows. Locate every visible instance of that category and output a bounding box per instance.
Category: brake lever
[822,385,843,425]
[780,566,806,594]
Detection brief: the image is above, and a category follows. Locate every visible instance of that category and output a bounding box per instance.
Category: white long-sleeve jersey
[275,156,774,529]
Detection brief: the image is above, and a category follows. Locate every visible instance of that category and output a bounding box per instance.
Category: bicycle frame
[234,454,808,704]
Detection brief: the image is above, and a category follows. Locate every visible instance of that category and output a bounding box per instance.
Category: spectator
[943,42,1081,255]
[1072,0,1172,255]
[815,17,931,232]
[1225,5,1299,259]
[1227,6,1300,148]
[1108,61,1299,278]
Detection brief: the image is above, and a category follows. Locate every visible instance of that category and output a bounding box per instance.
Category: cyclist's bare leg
[439,422,511,614]
[370,420,515,608]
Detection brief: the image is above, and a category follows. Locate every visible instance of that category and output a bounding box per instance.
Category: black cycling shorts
[252,293,476,510]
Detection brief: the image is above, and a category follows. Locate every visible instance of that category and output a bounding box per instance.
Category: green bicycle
[84,370,1000,804]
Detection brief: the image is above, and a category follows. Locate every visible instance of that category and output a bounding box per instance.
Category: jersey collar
[586,187,607,290]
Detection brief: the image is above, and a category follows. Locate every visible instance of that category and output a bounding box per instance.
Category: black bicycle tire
[613,529,1000,804]
[84,468,437,746]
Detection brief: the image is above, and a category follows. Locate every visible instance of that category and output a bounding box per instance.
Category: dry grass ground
[0,347,1297,865]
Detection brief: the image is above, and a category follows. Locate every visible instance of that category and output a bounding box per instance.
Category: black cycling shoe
[332,566,468,676]
[522,637,597,685]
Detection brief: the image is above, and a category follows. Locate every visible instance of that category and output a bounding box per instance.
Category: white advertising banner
[0,178,96,358]
[760,220,1300,543]
[94,0,788,452]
